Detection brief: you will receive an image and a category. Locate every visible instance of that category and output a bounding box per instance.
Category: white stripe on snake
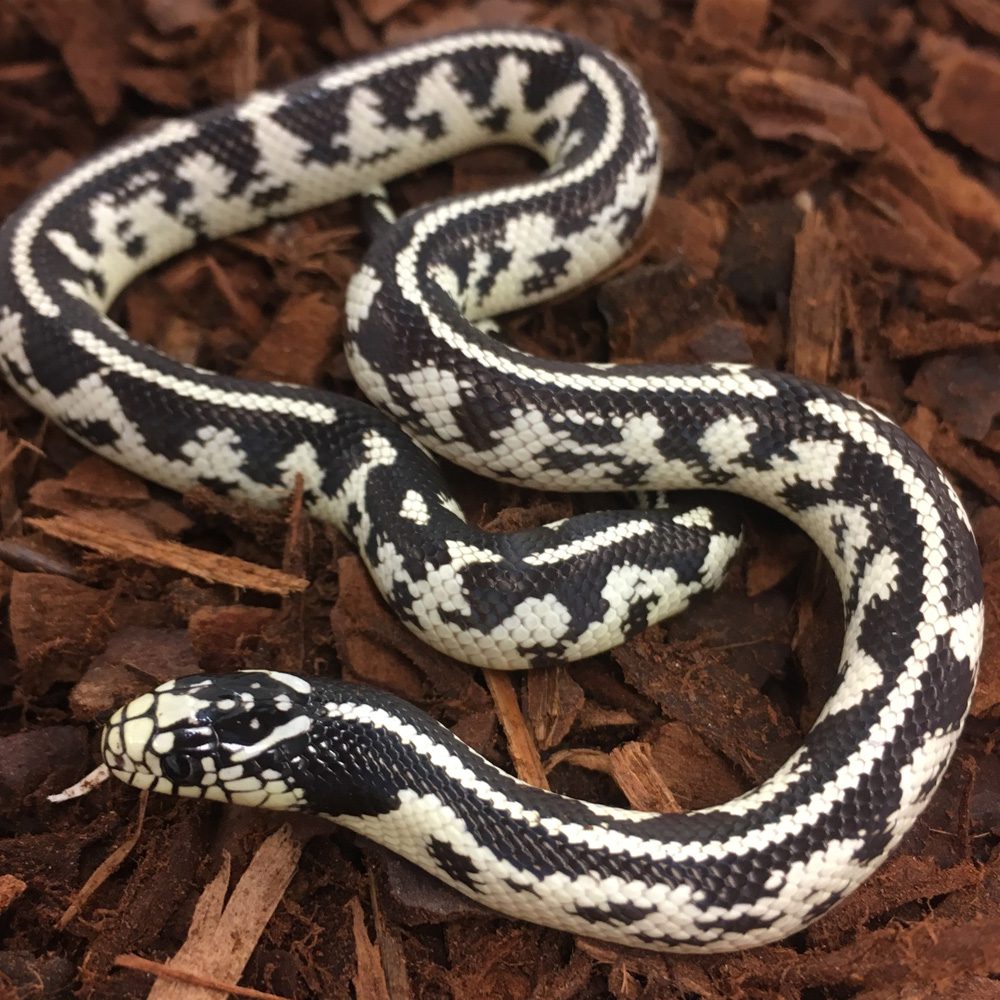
[0,28,983,951]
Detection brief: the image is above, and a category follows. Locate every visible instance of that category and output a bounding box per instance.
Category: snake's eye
[160,753,201,784]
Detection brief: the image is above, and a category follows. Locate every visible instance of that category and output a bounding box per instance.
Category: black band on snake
[0,29,983,951]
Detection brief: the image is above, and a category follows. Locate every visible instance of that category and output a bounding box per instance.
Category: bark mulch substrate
[0,2,998,998]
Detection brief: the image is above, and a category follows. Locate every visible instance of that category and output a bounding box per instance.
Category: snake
[0,28,984,952]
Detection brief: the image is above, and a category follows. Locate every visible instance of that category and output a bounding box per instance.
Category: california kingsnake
[0,29,984,951]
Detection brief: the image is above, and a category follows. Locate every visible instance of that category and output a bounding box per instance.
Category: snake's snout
[101,681,218,796]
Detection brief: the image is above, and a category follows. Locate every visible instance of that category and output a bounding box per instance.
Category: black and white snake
[0,29,984,951]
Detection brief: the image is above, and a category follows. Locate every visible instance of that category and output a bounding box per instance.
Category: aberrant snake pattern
[0,29,984,951]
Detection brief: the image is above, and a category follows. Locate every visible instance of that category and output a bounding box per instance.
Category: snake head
[101,670,315,810]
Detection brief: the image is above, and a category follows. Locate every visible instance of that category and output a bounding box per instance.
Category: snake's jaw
[101,671,315,810]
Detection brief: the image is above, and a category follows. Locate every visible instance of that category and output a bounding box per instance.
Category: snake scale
[0,28,984,951]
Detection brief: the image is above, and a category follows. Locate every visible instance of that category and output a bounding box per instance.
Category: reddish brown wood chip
[349,896,392,1000]
[834,173,981,281]
[920,33,1000,162]
[240,292,339,386]
[142,0,221,35]
[788,209,843,384]
[908,408,1000,503]
[69,626,200,719]
[939,428,1000,502]
[947,259,1000,325]
[143,825,302,1000]
[10,572,113,669]
[331,554,493,743]
[51,455,151,502]
[18,0,135,123]
[973,506,1000,564]
[0,726,89,801]
[812,854,983,948]
[646,722,746,809]
[728,68,884,152]
[614,635,799,783]
[0,874,27,914]
[608,741,681,813]
[692,0,771,49]
[855,76,1000,249]
[361,0,415,25]
[524,665,585,750]
[367,873,414,1000]
[886,312,1000,358]
[908,350,1000,442]
[26,515,308,594]
[188,604,276,670]
[972,560,1000,716]
[795,918,998,992]
[946,0,1000,36]
[484,670,549,790]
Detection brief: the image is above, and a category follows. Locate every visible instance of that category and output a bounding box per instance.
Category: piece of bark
[331,555,493,739]
[932,421,1000,502]
[945,0,1000,36]
[188,604,276,671]
[484,670,549,789]
[118,955,290,1000]
[805,855,981,950]
[145,825,302,1000]
[240,292,339,386]
[0,727,89,802]
[349,896,392,1000]
[28,456,193,539]
[57,794,149,933]
[523,665,585,750]
[614,636,800,782]
[360,0,415,24]
[718,199,801,308]
[607,741,681,813]
[971,560,1000,716]
[646,196,727,279]
[600,261,729,362]
[370,844,492,927]
[142,0,221,34]
[9,572,113,671]
[834,177,980,282]
[0,875,27,914]
[692,0,770,49]
[907,349,1000,442]
[27,515,308,594]
[973,506,1000,564]
[855,77,1000,251]
[793,918,998,993]
[728,67,884,152]
[367,872,413,1000]
[69,626,201,719]
[788,209,843,383]
[18,0,134,122]
[646,722,746,809]
[947,259,1000,325]
[885,312,1000,358]
[920,32,1000,162]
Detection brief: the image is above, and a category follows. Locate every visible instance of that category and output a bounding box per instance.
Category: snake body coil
[0,29,983,951]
